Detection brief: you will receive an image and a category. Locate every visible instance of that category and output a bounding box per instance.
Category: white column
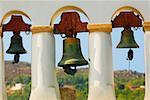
[88,32,116,100]
[144,31,150,100]
[30,32,60,100]
[0,28,7,100]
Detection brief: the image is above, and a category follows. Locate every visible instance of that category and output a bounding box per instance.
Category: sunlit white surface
[30,33,60,100]
[144,31,150,100]
[88,32,116,100]
[0,38,7,100]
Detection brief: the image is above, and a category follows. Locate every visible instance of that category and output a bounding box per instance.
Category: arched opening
[111,6,145,99]
[50,5,90,26]
[111,6,144,21]
[1,10,32,99]
[51,6,90,100]
[0,10,31,26]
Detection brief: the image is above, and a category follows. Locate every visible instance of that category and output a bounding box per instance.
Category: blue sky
[3,13,145,73]
[112,27,144,73]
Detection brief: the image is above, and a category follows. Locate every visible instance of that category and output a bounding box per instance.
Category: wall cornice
[31,26,53,34]
[87,24,112,33]
[144,22,150,32]
[31,24,112,34]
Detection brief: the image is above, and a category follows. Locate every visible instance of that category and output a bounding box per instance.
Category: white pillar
[30,32,60,100]
[144,31,150,100]
[88,32,116,100]
[0,28,7,100]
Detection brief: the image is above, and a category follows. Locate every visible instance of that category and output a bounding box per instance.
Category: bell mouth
[59,64,88,67]
[58,59,88,67]
[116,42,139,48]
[6,51,27,54]
[116,44,139,48]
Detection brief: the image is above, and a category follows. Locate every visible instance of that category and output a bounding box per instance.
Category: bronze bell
[58,38,88,75]
[6,34,26,63]
[116,28,139,48]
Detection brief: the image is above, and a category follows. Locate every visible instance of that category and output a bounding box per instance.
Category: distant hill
[5,61,145,100]
[5,60,145,82]
[114,70,145,79]
[5,61,31,82]
[57,67,145,79]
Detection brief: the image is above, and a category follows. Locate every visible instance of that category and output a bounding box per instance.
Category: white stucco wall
[0,0,149,25]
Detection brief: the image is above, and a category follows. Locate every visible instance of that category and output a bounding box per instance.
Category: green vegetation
[7,75,31,100]
[115,77,145,100]
[6,69,145,100]
[57,69,88,100]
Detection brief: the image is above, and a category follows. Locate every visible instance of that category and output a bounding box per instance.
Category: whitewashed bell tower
[0,0,149,100]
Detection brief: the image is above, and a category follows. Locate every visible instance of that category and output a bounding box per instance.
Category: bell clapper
[126,48,134,71]
[13,54,20,64]
[63,66,77,76]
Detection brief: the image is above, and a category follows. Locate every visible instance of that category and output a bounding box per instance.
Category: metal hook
[25,31,30,35]
[61,34,67,38]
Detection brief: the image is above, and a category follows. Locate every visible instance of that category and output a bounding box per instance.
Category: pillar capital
[87,24,112,33]
[31,26,53,34]
[144,21,150,32]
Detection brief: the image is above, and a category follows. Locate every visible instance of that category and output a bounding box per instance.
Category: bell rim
[6,51,27,54]
[58,61,88,67]
[116,45,139,48]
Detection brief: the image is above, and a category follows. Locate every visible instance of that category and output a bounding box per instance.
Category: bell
[6,34,26,54]
[58,38,88,75]
[116,28,139,48]
[6,34,26,63]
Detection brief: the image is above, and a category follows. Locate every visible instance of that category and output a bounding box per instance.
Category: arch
[0,10,31,26]
[111,6,144,21]
[50,5,90,26]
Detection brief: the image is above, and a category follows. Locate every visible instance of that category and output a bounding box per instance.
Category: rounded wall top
[111,6,145,22]
[0,10,31,26]
[50,5,90,26]
[0,1,149,25]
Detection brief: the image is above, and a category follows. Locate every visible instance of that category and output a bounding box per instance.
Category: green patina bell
[58,38,88,75]
[6,34,27,54]
[116,28,139,48]
[6,34,26,64]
